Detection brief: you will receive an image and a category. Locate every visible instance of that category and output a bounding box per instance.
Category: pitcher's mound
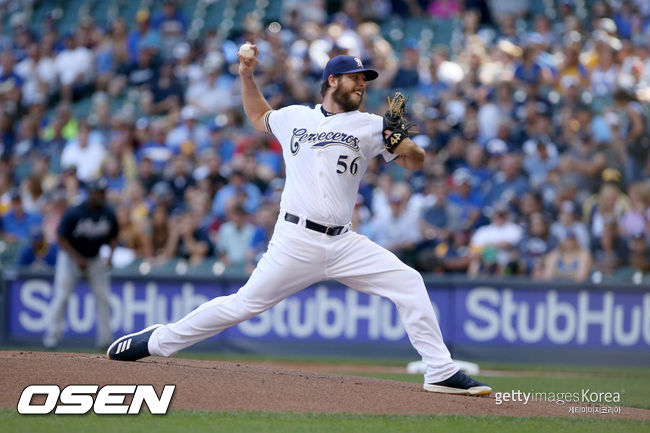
[1,351,648,420]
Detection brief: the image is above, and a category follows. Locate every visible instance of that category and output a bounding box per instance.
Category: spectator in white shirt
[15,43,55,107]
[216,203,255,271]
[39,38,59,97]
[60,119,106,182]
[166,105,210,152]
[468,201,523,276]
[55,32,94,101]
[368,183,422,257]
[185,52,237,115]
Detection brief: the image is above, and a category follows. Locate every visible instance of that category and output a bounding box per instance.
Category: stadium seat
[232,0,259,34]
[72,97,93,118]
[58,0,86,35]
[203,1,227,32]
[179,0,198,21]
[27,3,52,36]
[117,0,141,24]
[403,17,428,42]
[265,0,283,22]
[431,18,458,47]
[88,0,112,26]
[528,0,549,17]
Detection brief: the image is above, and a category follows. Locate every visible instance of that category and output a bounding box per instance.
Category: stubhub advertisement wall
[2,271,649,365]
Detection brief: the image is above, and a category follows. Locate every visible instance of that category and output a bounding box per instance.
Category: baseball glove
[383,92,415,153]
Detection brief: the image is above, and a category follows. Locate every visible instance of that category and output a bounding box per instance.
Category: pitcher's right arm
[238,42,272,133]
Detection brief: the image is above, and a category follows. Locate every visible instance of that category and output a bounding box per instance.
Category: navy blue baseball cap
[322,55,378,81]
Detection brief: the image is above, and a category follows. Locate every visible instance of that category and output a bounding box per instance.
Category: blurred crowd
[0,0,649,282]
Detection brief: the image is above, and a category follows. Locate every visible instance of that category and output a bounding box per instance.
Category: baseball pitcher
[107,47,491,396]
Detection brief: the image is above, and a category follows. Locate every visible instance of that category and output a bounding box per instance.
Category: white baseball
[238,43,255,59]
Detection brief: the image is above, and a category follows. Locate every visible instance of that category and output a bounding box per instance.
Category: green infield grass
[2,409,648,433]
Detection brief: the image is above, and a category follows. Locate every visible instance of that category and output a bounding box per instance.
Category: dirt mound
[1,351,648,420]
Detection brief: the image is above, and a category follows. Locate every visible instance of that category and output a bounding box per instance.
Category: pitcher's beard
[332,86,362,112]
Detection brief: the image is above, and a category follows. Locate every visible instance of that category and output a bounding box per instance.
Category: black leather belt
[284,212,347,236]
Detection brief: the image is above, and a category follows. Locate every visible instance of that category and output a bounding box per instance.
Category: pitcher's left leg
[328,232,491,395]
[327,231,456,383]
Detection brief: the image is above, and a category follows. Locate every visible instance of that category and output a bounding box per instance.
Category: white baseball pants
[149,211,458,383]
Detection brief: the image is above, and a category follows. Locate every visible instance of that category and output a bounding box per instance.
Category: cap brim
[359,68,379,81]
[331,68,379,81]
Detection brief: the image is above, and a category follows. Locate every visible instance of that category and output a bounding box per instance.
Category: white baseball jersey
[264,105,397,225]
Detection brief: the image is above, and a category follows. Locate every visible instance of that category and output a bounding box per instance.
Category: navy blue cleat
[423,371,492,396]
[107,324,162,361]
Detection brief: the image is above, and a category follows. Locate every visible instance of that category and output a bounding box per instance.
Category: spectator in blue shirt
[212,170,261,219]
[419,178,471,241]
[460,144,491,186]
[391,40,420,89]
[447,168,484,230]
[0,109,16,156]
[127,9,158,64]
[208,121,235,164]
[483,153,531,207]
[418,53,449,102]
[1,190,42,243]
[249,202,278,265]
[101,155,126,202]
[18,228,58,268]
[152,0,187,61]
[137,120,174,173]
[514,46,544,86]
[522,137,560,189]
[152,1,187,34]
[613,2,634,40]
